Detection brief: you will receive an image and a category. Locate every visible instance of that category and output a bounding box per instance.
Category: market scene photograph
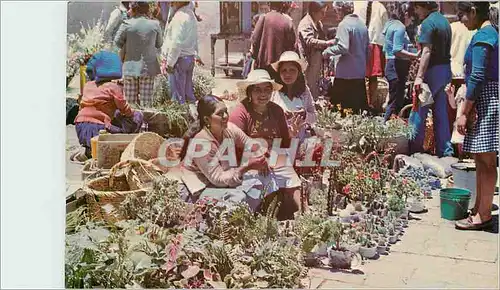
[64,1,500,288]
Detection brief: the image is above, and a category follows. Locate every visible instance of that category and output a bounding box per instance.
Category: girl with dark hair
[179,95,271,211]
[454,2,499,231]
[270,51,317,142]
[382,3,419,121]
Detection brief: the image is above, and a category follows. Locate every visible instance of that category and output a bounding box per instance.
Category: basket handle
[109,158,163,187]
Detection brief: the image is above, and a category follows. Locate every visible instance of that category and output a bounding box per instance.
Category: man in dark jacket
[251,1,297,78]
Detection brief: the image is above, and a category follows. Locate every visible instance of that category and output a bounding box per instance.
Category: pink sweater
[74,81,133,127]
[182,123,250,193]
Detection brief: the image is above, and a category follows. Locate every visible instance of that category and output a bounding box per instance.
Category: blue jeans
[409,64,454,157]
[168,55,196,104]
[384,59,410,121]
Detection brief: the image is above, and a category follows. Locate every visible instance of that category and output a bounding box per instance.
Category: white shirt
[450,21,476,78]
[104,4,127,42]
[354,1,388,46]
[162,5,198,66]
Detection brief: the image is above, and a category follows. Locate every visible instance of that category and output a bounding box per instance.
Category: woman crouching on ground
[178,95,272,212]
[455,2,498,231]
[271,51,317,143]
[73,52,143,161]
[229,69,304,220]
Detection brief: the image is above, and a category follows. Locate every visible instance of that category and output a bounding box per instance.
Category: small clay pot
[376,244,388,254]
[388,235,398,244]
[409,201,426,213]
[344,243,361,254]
[359,246,377,259]
[328,249,352,269]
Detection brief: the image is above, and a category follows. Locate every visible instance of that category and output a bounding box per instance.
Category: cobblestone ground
[66,75,499,289]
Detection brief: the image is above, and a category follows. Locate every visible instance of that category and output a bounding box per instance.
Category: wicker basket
[120,132,165,162]
[83,159,163,223]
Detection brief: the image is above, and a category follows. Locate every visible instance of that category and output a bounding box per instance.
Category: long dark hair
[458,2,499,30]
[274,62,306,99]
[180,95,222,159]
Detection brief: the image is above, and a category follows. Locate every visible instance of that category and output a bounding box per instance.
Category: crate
[96,133,138,169]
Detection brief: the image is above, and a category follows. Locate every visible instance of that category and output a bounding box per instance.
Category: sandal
[455,216,493,231]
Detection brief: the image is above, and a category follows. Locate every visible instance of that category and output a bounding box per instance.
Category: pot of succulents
[387,226,399,244]
[358,235,377,259]
[376,239,388,255]
[327,221,359,269]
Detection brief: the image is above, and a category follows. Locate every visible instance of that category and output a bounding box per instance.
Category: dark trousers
[384,58,411,121]
[328,78,368,114]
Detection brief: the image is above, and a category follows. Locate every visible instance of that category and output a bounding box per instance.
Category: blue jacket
[86,51,122,83]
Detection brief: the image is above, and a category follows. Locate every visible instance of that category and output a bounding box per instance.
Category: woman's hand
[288,113,306,137]
[246,155,270,176]
[456,114,468,135]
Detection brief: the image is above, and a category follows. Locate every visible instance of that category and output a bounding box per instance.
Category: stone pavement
[66,73,499,289]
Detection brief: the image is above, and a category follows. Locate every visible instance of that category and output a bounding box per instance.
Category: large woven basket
[83,159,163,223]
[120,132,165,162]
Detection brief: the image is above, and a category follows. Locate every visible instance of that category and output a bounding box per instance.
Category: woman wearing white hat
[270,51,317,143]
[229,69,303,220]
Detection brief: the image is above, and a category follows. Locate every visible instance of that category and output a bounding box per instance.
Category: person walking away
[161,1,199,104]
[104,2,131,47]
[115,1,163,108]
[354,1,388,110]
[251,2,297,79]
[73,52,143,161]
[409,1,454,157]
[323,1,369,114]
[298,1,335,100]
[382,3,419,121]
[454,2,498,230]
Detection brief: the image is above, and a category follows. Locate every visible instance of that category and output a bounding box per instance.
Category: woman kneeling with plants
[73,52,143,161]
[229,69,303,220]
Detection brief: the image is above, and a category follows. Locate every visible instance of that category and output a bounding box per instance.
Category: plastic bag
[393,154,423,173]
[418,83,434,107]
[412,153,458,178]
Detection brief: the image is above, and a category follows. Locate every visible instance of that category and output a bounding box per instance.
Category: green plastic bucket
[440,188,471,220]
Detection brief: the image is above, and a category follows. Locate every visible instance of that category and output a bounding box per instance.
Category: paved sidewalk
[306,193,499,289]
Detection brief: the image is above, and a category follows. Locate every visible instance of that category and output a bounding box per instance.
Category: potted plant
[376,239,388,255]
[387,225,398,244]
[327,220,356,269]
[358,235,377,259]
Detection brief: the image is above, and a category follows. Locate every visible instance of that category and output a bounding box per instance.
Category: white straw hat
[236,69,283,92]
[271,51,307,72]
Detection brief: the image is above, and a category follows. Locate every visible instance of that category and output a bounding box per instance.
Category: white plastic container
[450,161,476,210]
